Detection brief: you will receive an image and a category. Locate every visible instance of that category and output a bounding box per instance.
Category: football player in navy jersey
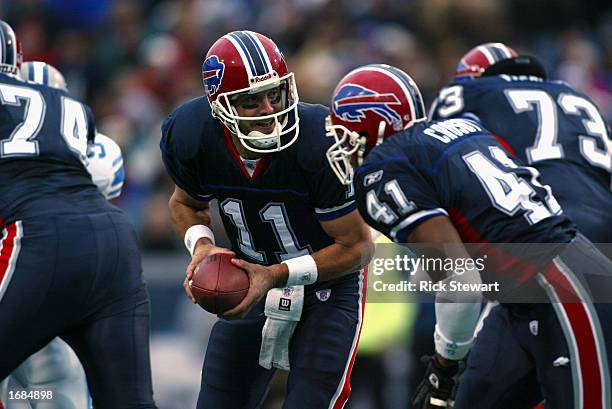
[0,21,157,409]
[430,42,612,243]
[325,64,612,409]
[160,31,373,409]
[0,61,128,409]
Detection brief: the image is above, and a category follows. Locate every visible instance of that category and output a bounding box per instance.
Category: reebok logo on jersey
[363,170,383,186]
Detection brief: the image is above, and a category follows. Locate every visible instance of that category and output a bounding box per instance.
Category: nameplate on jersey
[500,74,544,83]
[423,118,483,143]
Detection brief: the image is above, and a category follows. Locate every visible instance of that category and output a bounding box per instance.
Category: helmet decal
[333,83,402,127]
[202,55,225,96]
[326,64,427,185]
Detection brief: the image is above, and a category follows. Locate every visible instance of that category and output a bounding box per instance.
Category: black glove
[411,354,463,409]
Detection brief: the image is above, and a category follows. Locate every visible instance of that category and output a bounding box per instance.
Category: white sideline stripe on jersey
[553,257,611,409]
[244,31,272,73]
[315,200,355,214]
[328,268,365,409]
[0,221,23,303]
[537,258,610,409]
[389,208,448,241]
[477,45,496,65]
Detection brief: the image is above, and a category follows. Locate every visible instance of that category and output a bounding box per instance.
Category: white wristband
[434,324,474,360]
[184,224,215,257]
[282,255,318,286]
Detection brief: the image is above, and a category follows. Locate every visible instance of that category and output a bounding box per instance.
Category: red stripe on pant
[331,268,368,409]
[545,261,604,409]
[0,222,18,294]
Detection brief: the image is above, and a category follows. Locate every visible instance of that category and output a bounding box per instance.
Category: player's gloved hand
[184,242,235,303]
[411,354,463,409]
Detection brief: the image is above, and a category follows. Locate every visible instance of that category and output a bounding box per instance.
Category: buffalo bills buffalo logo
[333,84,402,126]
[202,55,225,95]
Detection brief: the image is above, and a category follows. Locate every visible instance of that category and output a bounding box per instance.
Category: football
[190,253,250,314]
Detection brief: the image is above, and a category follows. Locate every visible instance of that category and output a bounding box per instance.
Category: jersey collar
[222,125,271,180]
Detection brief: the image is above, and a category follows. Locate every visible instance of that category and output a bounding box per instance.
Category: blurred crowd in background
[2,1,610,408]
[3,0,610,251]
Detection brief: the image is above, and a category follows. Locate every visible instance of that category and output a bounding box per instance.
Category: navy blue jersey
[355,118,576,290]
[355,118,576,244]
[160,98,356,265]
[0,73,102,223]
[430,76,612,241]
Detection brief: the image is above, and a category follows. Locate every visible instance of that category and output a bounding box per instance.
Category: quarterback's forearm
[312,239,373,279]
[268,238,373,288]
[168,186,212,241]
[269,210,374,287]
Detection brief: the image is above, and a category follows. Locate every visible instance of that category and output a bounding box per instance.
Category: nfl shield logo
[529,320,539,336]
[282,287,294,297]
[316,289,331,302]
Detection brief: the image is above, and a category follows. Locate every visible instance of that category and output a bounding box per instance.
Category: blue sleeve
[160,112,212,201]
[299,108,357,221]
[355,156,447,242]
[309,159,356,222]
